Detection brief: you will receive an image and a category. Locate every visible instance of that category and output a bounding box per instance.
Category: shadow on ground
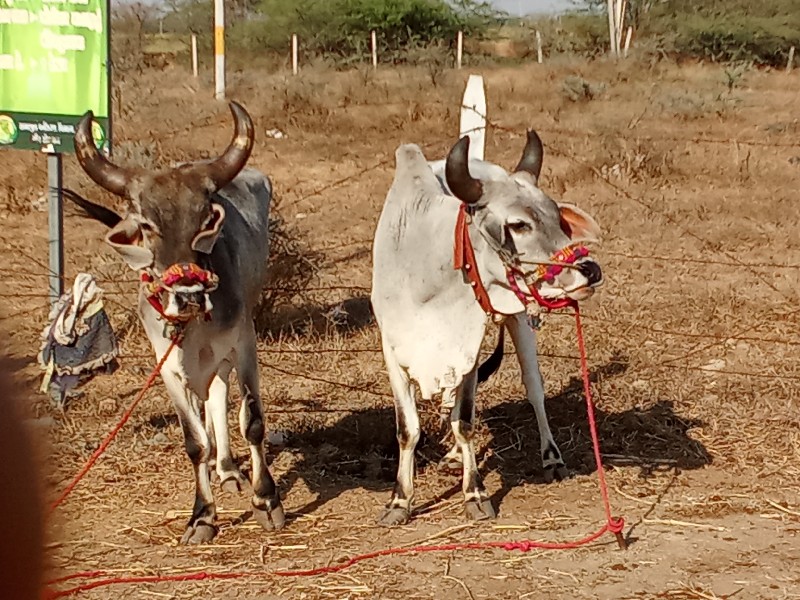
[256,295,374,339]
[272,355,712,520]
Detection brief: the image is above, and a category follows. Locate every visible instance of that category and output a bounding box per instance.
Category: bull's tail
[477,325,505,384]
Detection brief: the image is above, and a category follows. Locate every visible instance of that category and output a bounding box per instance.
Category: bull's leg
[206,359,247,493]
[439,388,463,470]
[450,369,496,521]
[378,348,419,527]
[506,313,568,482]
[236,326,285,531]
[160,366,218,544]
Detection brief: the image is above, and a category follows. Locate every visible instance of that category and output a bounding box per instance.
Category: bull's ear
[105,216,154,270]
[558,203,602,244]
[191,203,225,254]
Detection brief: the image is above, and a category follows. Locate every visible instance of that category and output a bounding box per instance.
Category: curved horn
[74,111,132,197]
[203,101,255,191]
[445,136,482,205]
[513,129,544,180]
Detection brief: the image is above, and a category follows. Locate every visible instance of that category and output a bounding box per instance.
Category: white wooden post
[191,33,198,77]
[616,0,626,52]
[536,30,543,64]
[371,30,377,69]
[214,0,224,99]
[291,34,298,75]
[607,0,617,57]
[788,46,796,73]
[456,30,463,69]
[623,26,632,58]
[459,74,486,161]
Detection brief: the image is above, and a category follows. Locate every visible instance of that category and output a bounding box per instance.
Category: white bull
[371,132,603,525]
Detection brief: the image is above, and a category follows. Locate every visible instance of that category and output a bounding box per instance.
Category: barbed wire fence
[2,111,800,409]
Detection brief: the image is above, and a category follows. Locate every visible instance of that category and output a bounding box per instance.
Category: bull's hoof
[378,506,411,527]
[465,497,496,521]
[252,499,286,531]
[180,521,218,545]
[543,463,569,483]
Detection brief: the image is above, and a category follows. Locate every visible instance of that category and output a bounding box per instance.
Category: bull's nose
[578,261,603,286]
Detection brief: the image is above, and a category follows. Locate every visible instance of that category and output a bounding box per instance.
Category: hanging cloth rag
[37,273,119,405]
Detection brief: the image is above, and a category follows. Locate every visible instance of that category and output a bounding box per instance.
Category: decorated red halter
[454,203,590,315]
[141,262,219,330]
[506,243,589,311]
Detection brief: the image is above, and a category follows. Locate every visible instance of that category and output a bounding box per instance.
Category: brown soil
[2,57,800,599]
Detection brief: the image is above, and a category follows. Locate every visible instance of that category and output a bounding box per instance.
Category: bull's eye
[507,221,532,233]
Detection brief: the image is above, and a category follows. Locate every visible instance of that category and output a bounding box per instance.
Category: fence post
[623,26,632,58]
[292,34,298,75]
[536,30,543,64]
[371,30,377,69]
[788,46,796,73]
[459,74,486,161]
[606,0,617,57]
[214,0,224,100]
[191,34,198,77]
[456,30,463,69]
[616,0,627,52]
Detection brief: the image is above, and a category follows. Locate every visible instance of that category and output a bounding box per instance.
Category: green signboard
[0,0,110,153]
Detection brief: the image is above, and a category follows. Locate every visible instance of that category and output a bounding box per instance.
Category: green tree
[250,0,498,59]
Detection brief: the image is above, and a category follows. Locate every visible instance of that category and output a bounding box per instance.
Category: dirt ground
[2,56,800,599]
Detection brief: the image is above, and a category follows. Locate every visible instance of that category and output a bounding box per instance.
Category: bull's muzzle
[578,260,603,287]
[148,263,219,321]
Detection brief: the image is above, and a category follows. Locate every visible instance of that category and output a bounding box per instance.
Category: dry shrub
[279,77,333,125]
[253,208,323,337]
[655,82,741,122]
[596,137,675,183]
[561,75,607,103]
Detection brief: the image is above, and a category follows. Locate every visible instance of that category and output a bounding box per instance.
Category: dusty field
[2,56,800,599]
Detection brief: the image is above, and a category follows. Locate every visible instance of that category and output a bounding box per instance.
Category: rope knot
[502,541,536,552]
[608,517,625,534]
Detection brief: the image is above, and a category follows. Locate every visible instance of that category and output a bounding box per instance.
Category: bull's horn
[74,111,132,197]
[203,101,255,191]
[445,136,483,205]
[513,129,544,180]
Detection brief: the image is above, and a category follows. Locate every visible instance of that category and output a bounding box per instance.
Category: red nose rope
[141,263,218,326]
[43,214,624,599]
[47,335,182,516]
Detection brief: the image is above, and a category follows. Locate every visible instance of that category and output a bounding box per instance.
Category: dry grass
[1,56,800,598]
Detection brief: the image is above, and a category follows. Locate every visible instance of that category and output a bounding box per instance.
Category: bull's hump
[395,143,424,165]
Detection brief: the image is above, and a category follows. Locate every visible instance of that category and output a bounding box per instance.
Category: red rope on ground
[574,305,626,544]
[45,309,625,598]
[48,336,182,515]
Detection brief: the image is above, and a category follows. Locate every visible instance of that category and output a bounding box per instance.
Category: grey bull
[371,131,604,525]
[66,102,285,543]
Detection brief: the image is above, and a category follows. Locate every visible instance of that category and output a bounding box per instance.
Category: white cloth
[52,273,103,345]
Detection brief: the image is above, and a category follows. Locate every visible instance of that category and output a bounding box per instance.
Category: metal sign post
[0,0,112,307]
[48,154,64,305]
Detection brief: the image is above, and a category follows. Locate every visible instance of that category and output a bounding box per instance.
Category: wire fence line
[105,345,800,412]
[145,108,800,152]
[2,114,799,394]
